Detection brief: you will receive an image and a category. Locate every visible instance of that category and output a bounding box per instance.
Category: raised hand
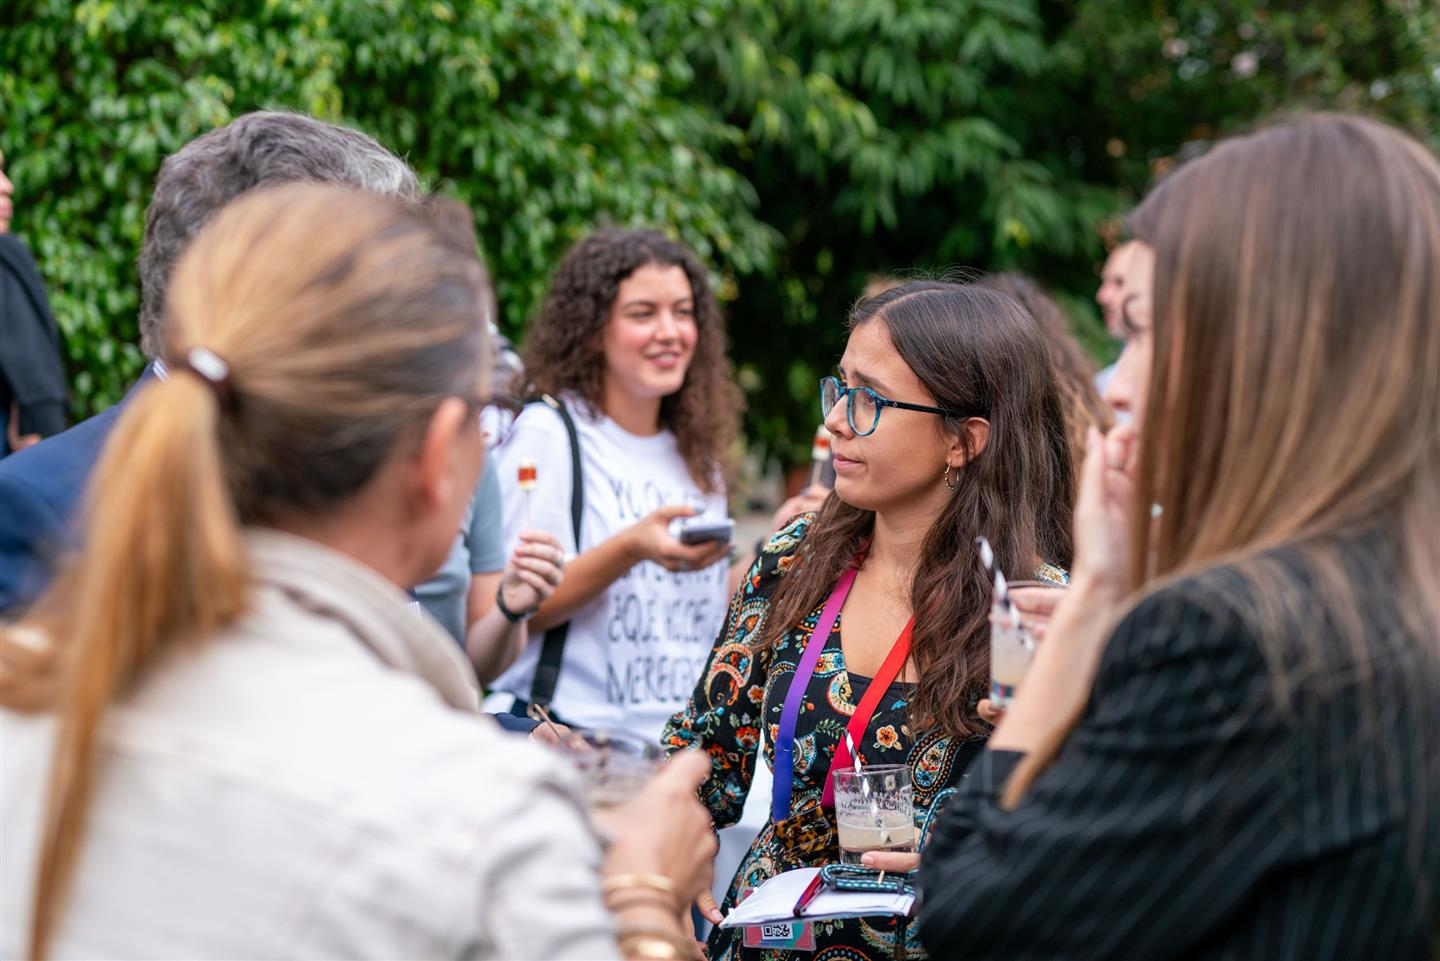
[1072,423,1140,597]
[497,530,566,615]
[602,750,719,904]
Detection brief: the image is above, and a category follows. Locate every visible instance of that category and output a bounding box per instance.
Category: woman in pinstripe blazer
[879,115,1440,958]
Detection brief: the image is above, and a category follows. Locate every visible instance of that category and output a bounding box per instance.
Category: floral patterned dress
[664,514,1066,961]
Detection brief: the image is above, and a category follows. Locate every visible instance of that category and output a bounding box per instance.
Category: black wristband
[495,585,539,623]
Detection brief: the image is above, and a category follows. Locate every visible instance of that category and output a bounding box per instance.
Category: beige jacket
[0,530,618,960]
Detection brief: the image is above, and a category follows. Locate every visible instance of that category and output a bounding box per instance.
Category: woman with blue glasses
[666,280,1075,961]
[820,373,978,437]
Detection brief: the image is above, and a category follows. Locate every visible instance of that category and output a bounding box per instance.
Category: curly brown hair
[519,228,741,493]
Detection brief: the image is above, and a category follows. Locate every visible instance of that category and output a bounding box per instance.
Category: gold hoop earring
[943,463,958,490]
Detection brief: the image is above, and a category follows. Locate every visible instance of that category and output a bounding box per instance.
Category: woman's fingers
[1104,422,1141,475]
[508,569,551,599]
[663,747,712,789]
[504,567,552,613]
[1010,586,1062,617]
[663,540,731,572]
[1099,424,1141,514]
[1073,426,1132,591]
[680,908,697,942]
[603,749,718,907]
[698,540,733,567]
[697,889,723,924]
[512,542,566,565]
[510,556,563,583]
[859,851,921,873]
[505,528,566,599]
[977,699,1006,724]
[1077,427,1109,518]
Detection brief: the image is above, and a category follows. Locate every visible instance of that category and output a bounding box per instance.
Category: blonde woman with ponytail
[894,115,1440,959]
[0,183,715,961]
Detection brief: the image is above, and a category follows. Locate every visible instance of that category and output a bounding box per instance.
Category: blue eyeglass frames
[820,375,982,437]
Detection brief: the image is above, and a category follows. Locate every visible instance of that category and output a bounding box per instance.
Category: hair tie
[174,346,237,412]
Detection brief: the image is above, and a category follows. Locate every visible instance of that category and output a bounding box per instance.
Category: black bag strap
[527,394,582,707]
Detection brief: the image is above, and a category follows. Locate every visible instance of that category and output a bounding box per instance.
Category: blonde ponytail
[3,181,488,960]
[20,374,248,961]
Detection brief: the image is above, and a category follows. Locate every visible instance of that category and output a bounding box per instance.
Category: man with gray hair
[0,111,419,613]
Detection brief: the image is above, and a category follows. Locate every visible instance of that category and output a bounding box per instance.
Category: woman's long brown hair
[1004,115,1440,819]
[983,272,1114,470]
[759,282,1075,740]
[518,228,742,492]
[0,183,490,960]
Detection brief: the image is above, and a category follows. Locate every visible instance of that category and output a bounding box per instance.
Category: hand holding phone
[676,517,736,546]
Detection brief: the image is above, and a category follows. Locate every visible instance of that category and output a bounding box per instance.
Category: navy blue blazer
[0,369,154,613]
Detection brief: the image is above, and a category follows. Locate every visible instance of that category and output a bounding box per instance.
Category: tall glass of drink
[989,580,1064,709]
[989,614,1030,710]
[833,765,915,866]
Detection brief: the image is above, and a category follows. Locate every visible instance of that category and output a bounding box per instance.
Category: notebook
[718,867,915,928]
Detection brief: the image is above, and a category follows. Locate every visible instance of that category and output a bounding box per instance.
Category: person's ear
[947,418,990,469]
[412,397,471,512]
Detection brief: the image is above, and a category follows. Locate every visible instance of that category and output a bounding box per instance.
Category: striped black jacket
[918,534,1440,960]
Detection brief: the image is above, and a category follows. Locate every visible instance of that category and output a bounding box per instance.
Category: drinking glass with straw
[975,536,1037,709]
[833,730,914,874]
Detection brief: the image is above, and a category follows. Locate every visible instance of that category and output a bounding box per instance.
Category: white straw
[844,728,863,775]
[975,536,1031,650]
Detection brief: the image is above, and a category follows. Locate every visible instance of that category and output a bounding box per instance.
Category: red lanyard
[820,617,913,809]
[774,567,916,818]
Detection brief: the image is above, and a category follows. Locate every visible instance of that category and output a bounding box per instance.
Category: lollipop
[809,425,832,488]
[518,459,538,525]
[517,459,538,489]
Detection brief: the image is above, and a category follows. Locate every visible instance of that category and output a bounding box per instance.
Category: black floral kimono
[664,514,1065,960]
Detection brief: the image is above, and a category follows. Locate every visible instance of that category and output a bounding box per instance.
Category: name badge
[736,886,816,952]
[743,921,816,951]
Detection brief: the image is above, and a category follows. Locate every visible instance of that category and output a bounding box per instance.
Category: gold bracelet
[621,937,687,961]
[605,887,680,913]
[616,924,694,961]
[601,872,680,910]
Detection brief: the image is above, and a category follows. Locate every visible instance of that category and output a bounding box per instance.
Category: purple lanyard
[772,568,858,822]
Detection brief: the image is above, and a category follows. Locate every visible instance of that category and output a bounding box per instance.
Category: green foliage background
[3,0,1437,465]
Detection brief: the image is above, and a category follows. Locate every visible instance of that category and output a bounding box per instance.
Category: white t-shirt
[488,398,729,741]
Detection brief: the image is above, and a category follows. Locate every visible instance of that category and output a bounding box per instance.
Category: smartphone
[677,517,736,546]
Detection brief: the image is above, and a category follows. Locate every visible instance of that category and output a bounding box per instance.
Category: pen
[792,872,826,918]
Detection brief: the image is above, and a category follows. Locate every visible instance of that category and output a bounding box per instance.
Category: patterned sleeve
[663,513,813,829]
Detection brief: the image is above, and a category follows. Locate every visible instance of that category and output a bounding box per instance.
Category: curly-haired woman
[665,281,1075,960]
[487,229,813,743]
